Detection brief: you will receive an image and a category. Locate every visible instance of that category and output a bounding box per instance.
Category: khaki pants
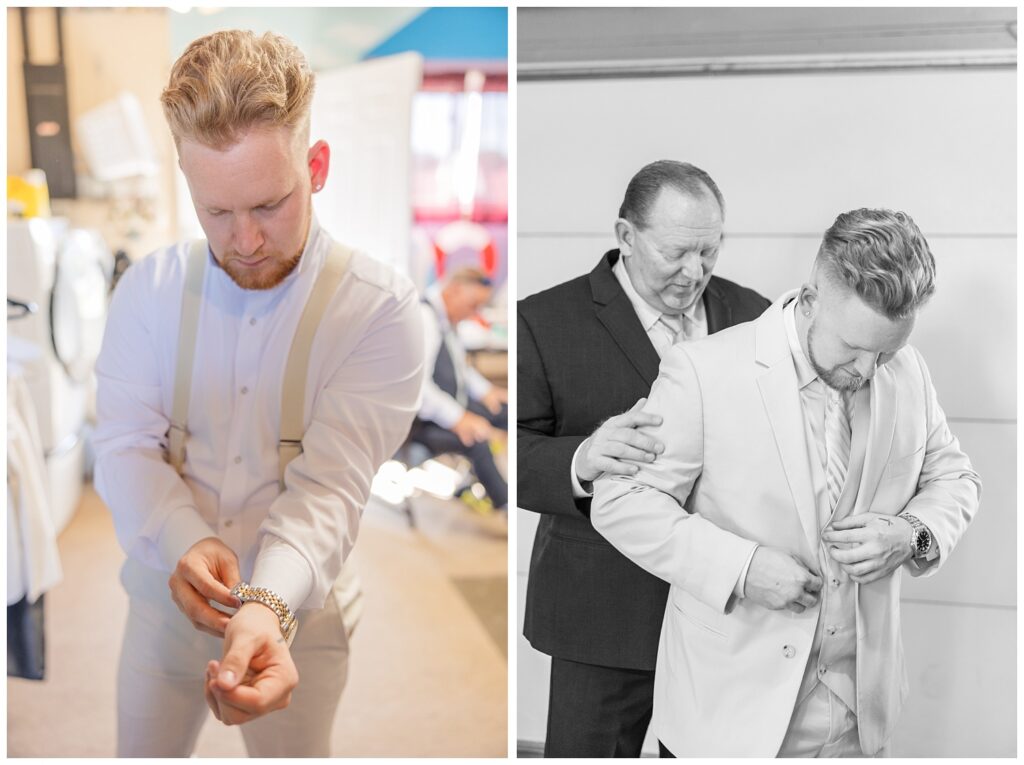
[116,558,350,757]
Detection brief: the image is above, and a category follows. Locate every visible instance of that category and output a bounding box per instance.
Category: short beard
[807,319,865,393]
[220,248,303,291]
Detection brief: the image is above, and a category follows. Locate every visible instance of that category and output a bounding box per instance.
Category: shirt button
[818,664,828,676]
[827,626,838,636]
[224,519,234,528]
[249,317,257,326]
[783,645,796,659]
[234,456,242,464]
[241,386,249,395]
[831,577,841,588]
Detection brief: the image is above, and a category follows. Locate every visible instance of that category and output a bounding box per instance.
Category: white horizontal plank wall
[516,68,1015,756]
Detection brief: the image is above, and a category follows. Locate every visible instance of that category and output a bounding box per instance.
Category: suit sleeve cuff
[156,506,217,571]
[570,441,593,499]
[251,537,315,613]
[734,544,759,599]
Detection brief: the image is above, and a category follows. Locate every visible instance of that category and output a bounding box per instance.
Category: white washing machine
[7,217,112,533]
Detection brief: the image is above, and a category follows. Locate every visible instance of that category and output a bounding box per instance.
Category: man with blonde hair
[94,30,424,756]
[411,266,508,511]
[592,209,981,756]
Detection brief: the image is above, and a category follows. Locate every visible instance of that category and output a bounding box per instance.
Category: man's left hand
[822,513,914,584]
[481,386,507,415]
[204,602,299,726]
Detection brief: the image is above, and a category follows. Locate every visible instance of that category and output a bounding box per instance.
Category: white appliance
[7,217,112,533]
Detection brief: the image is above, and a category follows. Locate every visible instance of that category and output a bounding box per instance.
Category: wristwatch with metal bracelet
[900,513,937,561]
[230,582,299,647]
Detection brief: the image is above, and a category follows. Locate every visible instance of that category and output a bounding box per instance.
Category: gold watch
[230,582,299,646]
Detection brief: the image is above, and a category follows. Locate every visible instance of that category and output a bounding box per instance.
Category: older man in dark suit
[518,160,771,756]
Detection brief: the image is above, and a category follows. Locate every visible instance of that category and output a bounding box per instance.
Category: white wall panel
[520,70,1016,237]
[895,602,1015,756]
[516,573,550,746]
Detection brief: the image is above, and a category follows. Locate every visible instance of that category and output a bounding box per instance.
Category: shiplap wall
[516,68,1016,756]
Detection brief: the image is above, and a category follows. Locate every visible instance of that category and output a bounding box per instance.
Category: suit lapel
[754,295,819,561]
[702,279,732,335]
[589,251,662,386]
[852,365,898,517]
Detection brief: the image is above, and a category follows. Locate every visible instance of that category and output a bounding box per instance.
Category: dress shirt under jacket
[417,286,492,428]
[93,218,425,613]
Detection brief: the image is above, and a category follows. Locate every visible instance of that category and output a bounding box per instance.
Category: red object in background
[432,220,498,279]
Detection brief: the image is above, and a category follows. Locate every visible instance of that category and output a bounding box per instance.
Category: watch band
[231,582,299,646]
[900,513,932,559]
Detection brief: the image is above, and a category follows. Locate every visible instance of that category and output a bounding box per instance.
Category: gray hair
[618,160,724,229]
[816,208,936,319]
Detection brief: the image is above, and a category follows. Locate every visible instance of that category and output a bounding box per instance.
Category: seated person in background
[410,267,508,511]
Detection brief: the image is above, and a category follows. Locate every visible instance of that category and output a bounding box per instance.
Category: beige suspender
[167,239,352,487]
[168,239,209,475]
[277,243,351,487]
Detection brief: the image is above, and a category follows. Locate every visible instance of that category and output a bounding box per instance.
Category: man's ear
[614,218,636,256]
[797,282,819,317]
[308,140,330,192]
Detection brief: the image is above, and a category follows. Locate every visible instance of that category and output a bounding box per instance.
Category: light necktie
[658,313,685,347]
[824,388,853,512]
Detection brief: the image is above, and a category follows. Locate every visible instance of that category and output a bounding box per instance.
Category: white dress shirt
[570,256,709,498]
[417,286,492,428]
[93,218,424,613]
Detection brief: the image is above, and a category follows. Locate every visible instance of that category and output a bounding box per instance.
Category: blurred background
[516,6,1015,758]
[7,5,507,756]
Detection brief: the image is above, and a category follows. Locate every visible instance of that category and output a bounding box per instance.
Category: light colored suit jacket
[591,291,981,757]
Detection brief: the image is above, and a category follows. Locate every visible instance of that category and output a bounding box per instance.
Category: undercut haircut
[161,30,315,150]
[816,208,936,319]
[618,160,725,229]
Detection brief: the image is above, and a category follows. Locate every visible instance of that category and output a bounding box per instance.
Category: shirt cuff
[156,506,217,571]
[570,441,593,499]
[733,544,759,599]
[431,394,466,430]
[250,537,315,613]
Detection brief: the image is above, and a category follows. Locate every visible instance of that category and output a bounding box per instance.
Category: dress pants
[544,656,655,758]
[411,400,508,508]
[116,558,350,757]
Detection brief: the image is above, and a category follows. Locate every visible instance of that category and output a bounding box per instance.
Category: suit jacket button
[783,645,796,658]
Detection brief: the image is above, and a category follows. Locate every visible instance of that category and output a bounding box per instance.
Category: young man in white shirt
[93,30,424,756]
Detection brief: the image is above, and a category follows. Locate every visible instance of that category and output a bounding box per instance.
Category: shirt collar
[783,297,819,390]
[424,284,452,332]
[612,254,705,331]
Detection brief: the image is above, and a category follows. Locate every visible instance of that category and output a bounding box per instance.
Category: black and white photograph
[516,6,1015,758]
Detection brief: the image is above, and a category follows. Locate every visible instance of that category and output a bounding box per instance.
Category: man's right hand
[743,546,823,613]
[168,536,242,637]
[576,398,665,484]
[451,411,493,447]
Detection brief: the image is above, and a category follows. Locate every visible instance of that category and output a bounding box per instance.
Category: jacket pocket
[670,589,728,640]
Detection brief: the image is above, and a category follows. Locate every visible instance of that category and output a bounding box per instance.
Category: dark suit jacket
[518,249,771,670]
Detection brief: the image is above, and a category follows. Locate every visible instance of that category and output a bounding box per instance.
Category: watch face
[915,528,931,555]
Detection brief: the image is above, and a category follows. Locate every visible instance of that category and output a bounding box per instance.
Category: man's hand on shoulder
[205,602,299,726]
[744,547,823,613]
[822,513,915,584]
[168,536,242,637]
[576,398,665,485]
